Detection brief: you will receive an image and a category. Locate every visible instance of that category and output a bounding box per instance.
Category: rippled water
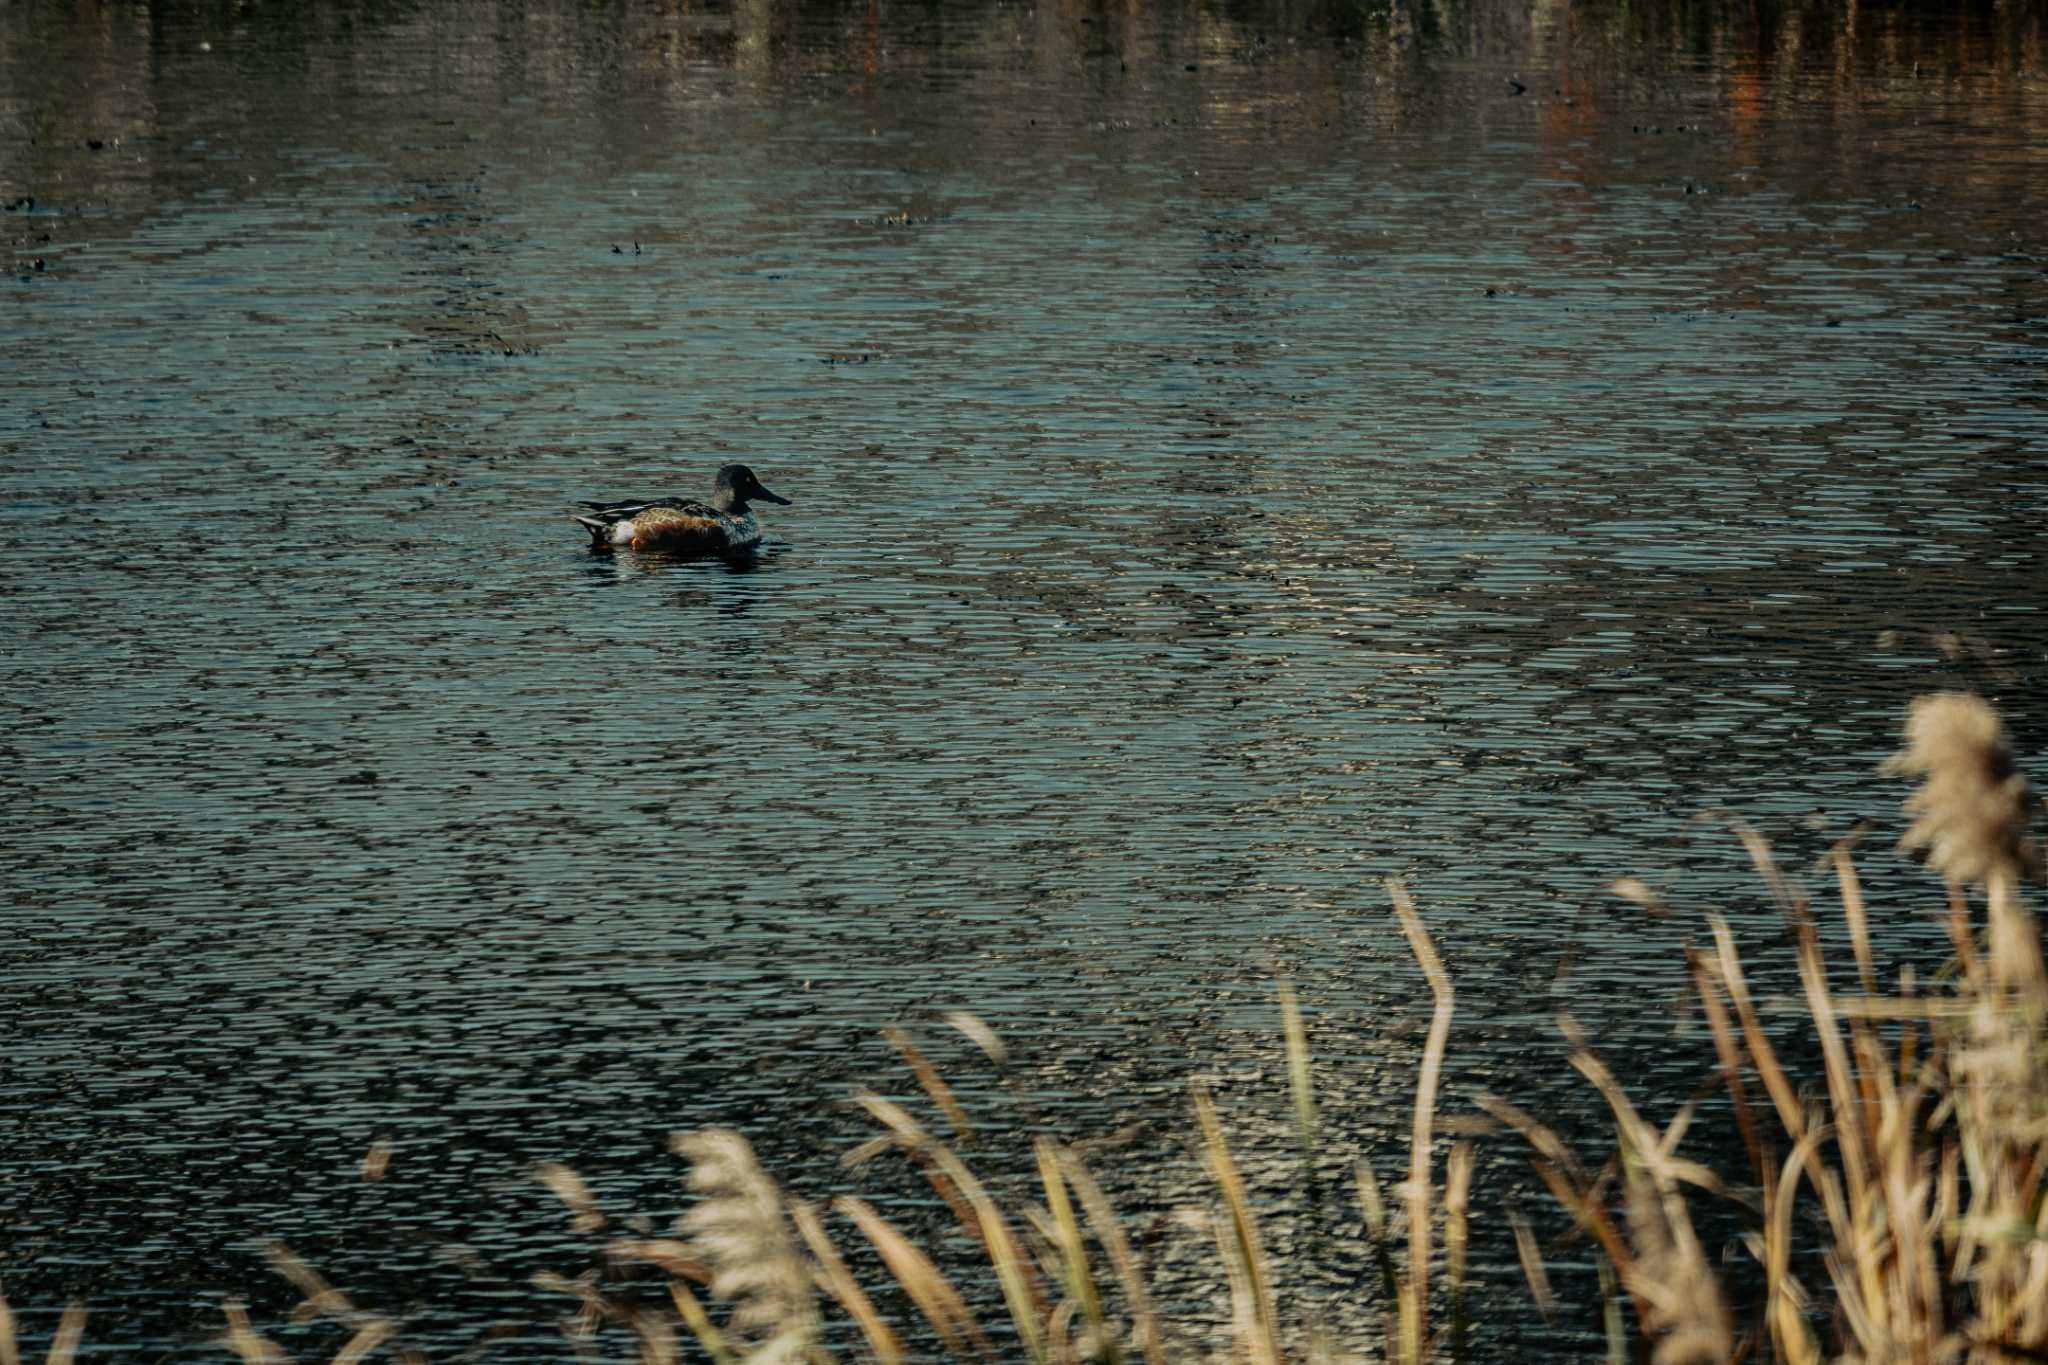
[4,0,2046,1357]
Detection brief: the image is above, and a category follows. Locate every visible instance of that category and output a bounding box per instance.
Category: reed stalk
[1390,881,1454,1365]
[1056,1147,1168,1365]
[1035,1138,1117,1364]
[1279,979,1320,1165]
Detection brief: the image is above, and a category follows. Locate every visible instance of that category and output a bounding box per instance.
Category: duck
[572,464,791,554]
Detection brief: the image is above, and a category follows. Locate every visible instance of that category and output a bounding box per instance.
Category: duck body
[573,464,790,554]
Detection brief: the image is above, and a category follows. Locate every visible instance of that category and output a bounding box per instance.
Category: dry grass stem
[263,1242,374,1331]
[836,1196,993,1363]
[533,1267,606,1347]
[1508,1212,1556,1325]
[847,1091,1053,1334]
[42,1306,83,1365]
[667,1280,736,1365]
[790,1200,905,1365]
[1559,1030,1733,1365]
[625,1308,678,1365]
[1597,1256,1626,1365]
[1443,1141,1473,1296]
[885,1026,976,1144]
[607,1238,713,1283]
[1278,979,1320,1159]
[332,1319,396,1365]
[1390,880,1453,1365]
[1609,876,1669,918]
[944,1011,1009,1067]
[1193,1087,1282,1365]
[1035,1138,1116,1363]
[219,1301,287,1364]
[536,1162,608,1235]
[1057,1148,1168,1365]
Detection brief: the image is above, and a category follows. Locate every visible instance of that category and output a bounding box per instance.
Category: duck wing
[576,497,719,523]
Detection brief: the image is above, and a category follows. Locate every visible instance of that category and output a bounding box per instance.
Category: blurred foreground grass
[5,692,2042,1364]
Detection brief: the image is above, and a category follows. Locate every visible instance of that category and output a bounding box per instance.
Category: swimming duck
[572,464,791,554]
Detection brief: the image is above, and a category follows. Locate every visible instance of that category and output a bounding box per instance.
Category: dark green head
[713,464,791,513]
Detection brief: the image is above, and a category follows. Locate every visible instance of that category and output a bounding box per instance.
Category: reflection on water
[2,0,2045,1356]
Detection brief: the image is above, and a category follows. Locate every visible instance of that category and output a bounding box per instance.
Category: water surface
[4,0,2046,1357]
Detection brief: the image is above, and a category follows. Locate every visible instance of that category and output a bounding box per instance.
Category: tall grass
[4,691,2040,1362]
[1482,692,2046,1363]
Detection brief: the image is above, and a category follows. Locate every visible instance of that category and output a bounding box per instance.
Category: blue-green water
[3,0,2045,1357]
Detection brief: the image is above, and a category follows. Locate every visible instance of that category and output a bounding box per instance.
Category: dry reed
[670,1129,821,1361]
[1488,691,2048,1364]
[16,691,2038,1365]
[0,1293,82,1365]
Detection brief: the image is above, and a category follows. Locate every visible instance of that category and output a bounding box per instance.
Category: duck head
[712,463,792,513]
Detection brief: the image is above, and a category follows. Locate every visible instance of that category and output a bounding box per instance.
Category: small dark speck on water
[86,138,104,150]
[340,770,381,786]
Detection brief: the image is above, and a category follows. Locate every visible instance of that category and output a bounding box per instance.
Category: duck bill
[755,485,792,505]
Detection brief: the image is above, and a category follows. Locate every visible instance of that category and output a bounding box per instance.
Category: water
[3,0,2046,1357]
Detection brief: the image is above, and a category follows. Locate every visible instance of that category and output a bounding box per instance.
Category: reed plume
[672,1129,821,1361]
[1887,691,2042,889]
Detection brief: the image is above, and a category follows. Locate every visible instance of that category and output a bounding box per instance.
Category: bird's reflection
[577,543,783,627]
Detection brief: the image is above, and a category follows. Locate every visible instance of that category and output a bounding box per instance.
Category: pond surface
[3,0,2046,1357]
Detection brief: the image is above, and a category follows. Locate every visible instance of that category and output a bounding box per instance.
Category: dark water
[4,0,2046,1357]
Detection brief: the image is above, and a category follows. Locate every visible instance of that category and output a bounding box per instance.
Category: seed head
[1886,693,2042,887]
[673,1129,817,1358]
